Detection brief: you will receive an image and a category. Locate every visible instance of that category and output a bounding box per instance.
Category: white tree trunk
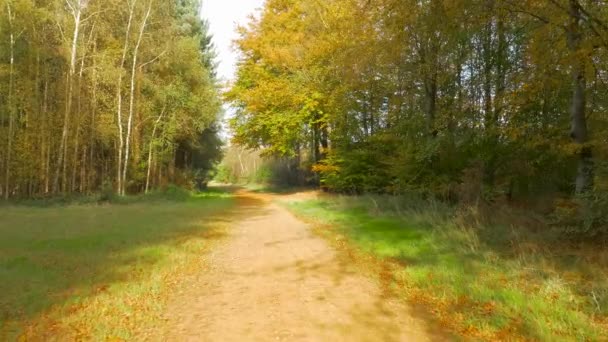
[122,1,151,196]
[4,1,15,199]
[43,80,50,194]
[116,0,136,195]
[54,0,84,193]
[88,40,98,193]
[145,107,165,193]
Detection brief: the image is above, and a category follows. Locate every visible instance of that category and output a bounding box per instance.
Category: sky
[201,0,265,83]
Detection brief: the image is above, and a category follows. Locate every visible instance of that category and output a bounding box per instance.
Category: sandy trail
[165,191,443,341]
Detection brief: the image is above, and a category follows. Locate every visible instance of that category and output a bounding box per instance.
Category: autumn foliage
[228,0,608,236]
[0,0,223,198]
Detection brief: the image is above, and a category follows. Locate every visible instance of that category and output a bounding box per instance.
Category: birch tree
[119,0,151,195]
[145,105,165,193]
[53,0,88,193]
[4,0,15,199]
[115,0,136,194]
[0,0,223,198]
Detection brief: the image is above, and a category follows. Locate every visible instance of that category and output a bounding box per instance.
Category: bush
[213,164,236,183]
[138,184,192,202]
[251,164,273,184]
[551,163,608,239]
[316,137,396,194]
[162,184,191,201]
[552,192,608,239]
[97,181,116,203]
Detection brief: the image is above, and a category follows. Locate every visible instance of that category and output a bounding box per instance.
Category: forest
[2,0,608,340]
[227,0,608,237]
[0,0,223,199]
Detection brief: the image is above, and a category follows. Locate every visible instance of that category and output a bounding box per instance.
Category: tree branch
[139,50,167,70]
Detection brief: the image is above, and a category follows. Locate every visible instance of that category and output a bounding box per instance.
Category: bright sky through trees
[201,0,265,82]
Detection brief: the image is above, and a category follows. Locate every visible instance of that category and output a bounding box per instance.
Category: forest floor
[162,189,446,341]
[2,188,447,341]
[3,187,606,341]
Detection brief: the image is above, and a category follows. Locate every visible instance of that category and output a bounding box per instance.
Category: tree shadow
[0,187,268,339]
[297,198,608,340]
[290,246,454,341]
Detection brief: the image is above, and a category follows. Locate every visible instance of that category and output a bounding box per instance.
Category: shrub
[316,136,396,194]
[552,192,608,239]
[97,181,116,203]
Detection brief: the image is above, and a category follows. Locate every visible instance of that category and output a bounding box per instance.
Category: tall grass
[0,189,235,340]
[286,195,608,341]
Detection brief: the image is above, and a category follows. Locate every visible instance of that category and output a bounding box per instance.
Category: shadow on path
[0,187,266,339]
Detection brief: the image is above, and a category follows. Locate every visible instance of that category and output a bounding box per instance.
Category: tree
[0,0,223,199]
[228,0,608,229]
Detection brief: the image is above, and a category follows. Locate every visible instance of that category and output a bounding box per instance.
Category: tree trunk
[89,40,98,193]
[320,125,329,159]
[122,1,151,196]
[53,0,84,193]
[567,0,593,194]
[4,2,15,199]
[423,1,440,139]
[43,79,50,194]
[145,107,164,193]
[116,0,137,195]
[424,74,437,137]
[481,8,499,186]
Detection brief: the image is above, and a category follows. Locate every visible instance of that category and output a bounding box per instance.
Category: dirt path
[165,191,443,341]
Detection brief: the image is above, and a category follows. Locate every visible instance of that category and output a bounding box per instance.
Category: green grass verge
[0,189,235,340]
[285,196,608,341]
[0,184,234,208]
[243,183,314,194]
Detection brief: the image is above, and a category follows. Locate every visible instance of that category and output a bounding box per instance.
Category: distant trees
[214,144,310,187]
[0,0,222,198]
[228,0,608,232]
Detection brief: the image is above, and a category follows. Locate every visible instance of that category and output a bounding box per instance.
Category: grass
[244,183,314,194]
[285,195,608,341]
[0,188,235,340]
